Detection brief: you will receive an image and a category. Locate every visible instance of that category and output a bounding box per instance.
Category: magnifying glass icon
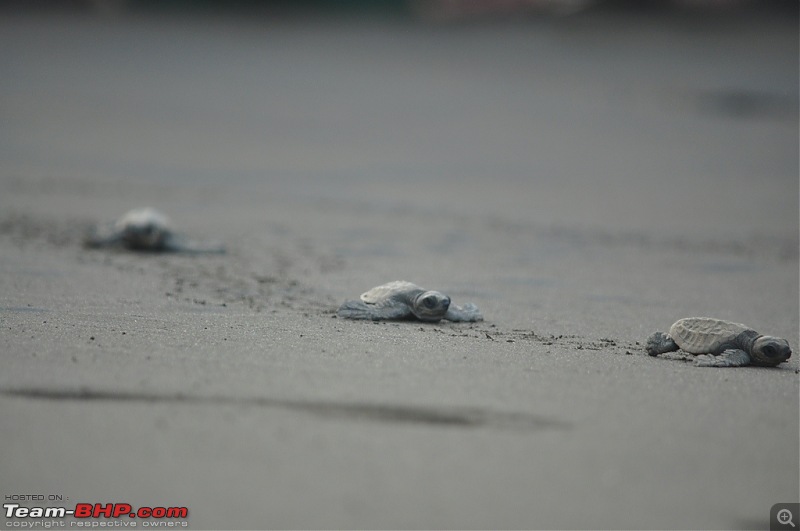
[778,509,795,528]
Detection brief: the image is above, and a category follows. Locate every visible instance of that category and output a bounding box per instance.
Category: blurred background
[1,0,797,331]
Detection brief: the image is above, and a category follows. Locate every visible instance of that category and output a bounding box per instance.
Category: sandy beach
[1,4,798,529]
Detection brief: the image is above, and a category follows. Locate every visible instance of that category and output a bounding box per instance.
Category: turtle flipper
[645,331,679,356]
[337,299,412,321]
[444,303,483,322]
[694,349,751,367]
[162,234,226,254]
[83,224,122,249]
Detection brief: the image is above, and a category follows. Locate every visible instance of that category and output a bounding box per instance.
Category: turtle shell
[116,208,171,232]
[360,281,423,304]
[669,317,751,355]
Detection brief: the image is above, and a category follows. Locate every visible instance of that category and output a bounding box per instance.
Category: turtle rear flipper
[646,331,679,356]
[162,234,226,254]
[444,302,483,322]
[83,224,122,249]
[694,349,751,367]
[337,299,412,321]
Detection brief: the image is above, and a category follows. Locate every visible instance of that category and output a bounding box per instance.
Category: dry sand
[1,6,798,530]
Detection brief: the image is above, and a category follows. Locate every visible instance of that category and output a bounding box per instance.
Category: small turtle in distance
[337,281,483,323]
[84,207,225,254]
[646,317,791,367]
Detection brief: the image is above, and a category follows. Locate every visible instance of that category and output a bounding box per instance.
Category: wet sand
[1,6,798,529]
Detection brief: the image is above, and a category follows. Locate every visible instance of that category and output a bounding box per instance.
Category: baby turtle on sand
[337,281,483,322]
[84,208,225,253]
[646,317,791,367]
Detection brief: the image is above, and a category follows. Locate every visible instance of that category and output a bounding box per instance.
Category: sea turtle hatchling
[646,317,792,367]
[84,207,225,253]
[337,281,483,323]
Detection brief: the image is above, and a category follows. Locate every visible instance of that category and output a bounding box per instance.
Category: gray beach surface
[1,5,798,529]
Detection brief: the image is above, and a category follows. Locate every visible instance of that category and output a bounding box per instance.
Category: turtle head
[121,221,170,250]
[750,336,792,366]
[117,208,171,251]
[412,291,450,322]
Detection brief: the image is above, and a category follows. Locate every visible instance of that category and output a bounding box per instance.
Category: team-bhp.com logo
[5,502,188,527]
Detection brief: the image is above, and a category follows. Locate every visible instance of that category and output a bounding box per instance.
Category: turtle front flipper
[694,349,751,367]
[444,303,483,322]
[337,299,412,321]
[645,331,679,356]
